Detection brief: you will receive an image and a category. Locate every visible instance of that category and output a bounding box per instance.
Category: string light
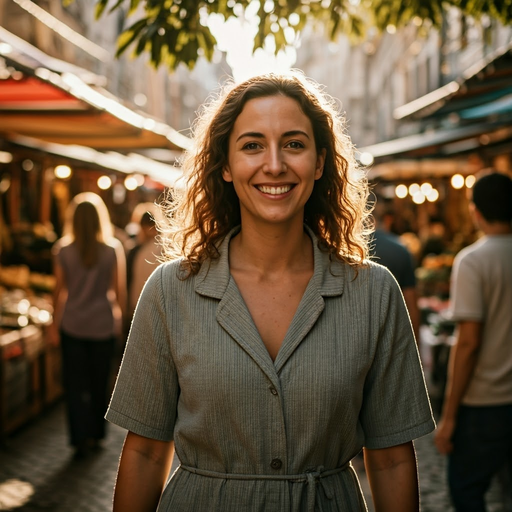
[395,184,408,198]
[465,175,476,188]
[451,174,465,189]
[54,165,72,179]
[97,175,112,190]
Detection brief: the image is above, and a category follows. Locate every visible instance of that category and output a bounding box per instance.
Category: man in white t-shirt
[435,171,512,511]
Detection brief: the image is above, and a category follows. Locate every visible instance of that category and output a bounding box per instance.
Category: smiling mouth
[256,185,294,195]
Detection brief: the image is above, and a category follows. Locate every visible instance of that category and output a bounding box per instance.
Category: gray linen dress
[106,226,435,511]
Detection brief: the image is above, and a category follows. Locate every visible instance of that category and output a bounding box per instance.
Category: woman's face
[223,95,325,228]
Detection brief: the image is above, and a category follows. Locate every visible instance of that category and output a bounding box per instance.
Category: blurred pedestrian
[107,71,434,511]
[50,192,126,458]
[420,217,447,263]
[126,203,162,324]
[434,171,512,511]
[370,195,421,342]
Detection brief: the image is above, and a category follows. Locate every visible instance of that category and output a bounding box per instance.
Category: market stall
[0,270,56,441]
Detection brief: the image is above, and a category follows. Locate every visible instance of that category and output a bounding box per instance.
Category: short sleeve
[106,265,179,441]
[360,270,435,449]
[450,253,483,322]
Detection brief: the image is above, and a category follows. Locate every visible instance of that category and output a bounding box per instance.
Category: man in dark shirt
[371,197,420,342]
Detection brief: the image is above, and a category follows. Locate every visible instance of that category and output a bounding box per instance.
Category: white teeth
[257,185,292,195]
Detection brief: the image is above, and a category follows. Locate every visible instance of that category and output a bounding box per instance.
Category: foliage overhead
[71,0,512,71]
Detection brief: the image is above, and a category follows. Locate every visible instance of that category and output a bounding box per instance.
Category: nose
[263,146,286,175]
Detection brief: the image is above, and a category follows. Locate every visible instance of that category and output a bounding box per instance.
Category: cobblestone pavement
[0,397,510,511]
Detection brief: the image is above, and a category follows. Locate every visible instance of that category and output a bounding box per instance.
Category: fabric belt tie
[180,462,351,512]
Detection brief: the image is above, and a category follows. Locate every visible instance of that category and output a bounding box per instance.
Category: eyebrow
[235,130,311,143]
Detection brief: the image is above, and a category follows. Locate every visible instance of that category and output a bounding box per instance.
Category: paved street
[0,380,510,511]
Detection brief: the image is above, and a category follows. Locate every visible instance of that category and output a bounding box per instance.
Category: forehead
[232,95,313,133]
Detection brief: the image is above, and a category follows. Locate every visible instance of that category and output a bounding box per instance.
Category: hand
[434,417,455,455]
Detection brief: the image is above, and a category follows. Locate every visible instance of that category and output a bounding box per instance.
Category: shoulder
[359,259,398,285]
[359,261,404,306]
[329,258,399,301]
[147,258,191,291]
[51,236,72,256]
[453,239,486,269]
[52,238,74,265]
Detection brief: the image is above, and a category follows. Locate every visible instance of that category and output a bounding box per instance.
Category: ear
[315,148,326,180]
[222,166,233,183]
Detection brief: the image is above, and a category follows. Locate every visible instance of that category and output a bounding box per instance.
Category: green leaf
[107,0,126,15]
[94,0,110,20]
[150,35,164,66]
[116,18,149,56]
[129,0,142,15]
[87,0,512,73]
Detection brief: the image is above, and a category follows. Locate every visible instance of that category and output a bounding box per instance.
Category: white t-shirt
[450,234,512,405]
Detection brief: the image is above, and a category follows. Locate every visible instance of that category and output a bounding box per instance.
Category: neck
[230,220,312,275]
[480,221,512,236]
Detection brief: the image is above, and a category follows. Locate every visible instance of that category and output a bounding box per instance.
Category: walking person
[434,171,512,511]
[107,71,435,511]
[126,203,162,324]
[50,192,126,458]
[370,195,421,343]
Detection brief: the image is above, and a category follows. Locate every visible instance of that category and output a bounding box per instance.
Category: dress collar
[194,225,346,299]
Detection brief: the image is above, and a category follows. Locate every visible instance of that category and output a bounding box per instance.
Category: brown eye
[286,140,305,149]
[243,142,261,150]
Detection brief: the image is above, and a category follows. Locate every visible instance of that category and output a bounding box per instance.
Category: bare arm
[113,431,175,512]
[364,442,419,512]
[434,321,482,454]
[112,242,127,326]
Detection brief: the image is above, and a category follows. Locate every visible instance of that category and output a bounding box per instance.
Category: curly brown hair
[159,71,372,275]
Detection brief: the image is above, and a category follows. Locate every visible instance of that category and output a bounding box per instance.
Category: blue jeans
[448,404,512,512]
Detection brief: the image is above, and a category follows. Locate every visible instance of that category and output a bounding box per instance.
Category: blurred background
[0,1,511,510]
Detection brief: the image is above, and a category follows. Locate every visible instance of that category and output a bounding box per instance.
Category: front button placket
[260,373,287,483]
[270,458,283,470]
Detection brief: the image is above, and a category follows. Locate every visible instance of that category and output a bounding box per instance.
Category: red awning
[0,27,191,152]
[0,76,84,109]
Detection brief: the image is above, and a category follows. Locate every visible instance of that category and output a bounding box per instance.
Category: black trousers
[60,331,115,447]
[448,404,512,511]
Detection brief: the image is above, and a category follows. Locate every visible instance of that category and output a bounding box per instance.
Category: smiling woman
[106,71,435,512]
[221,95,325,229]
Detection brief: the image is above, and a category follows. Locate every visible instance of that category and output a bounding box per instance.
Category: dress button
[269,387,278,395]
[270,458,283,470]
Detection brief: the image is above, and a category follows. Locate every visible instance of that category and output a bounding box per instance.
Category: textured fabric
[449,235,512,405]
[54,240,118,339]
[106,226,435,511]
[370,229,416,289]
